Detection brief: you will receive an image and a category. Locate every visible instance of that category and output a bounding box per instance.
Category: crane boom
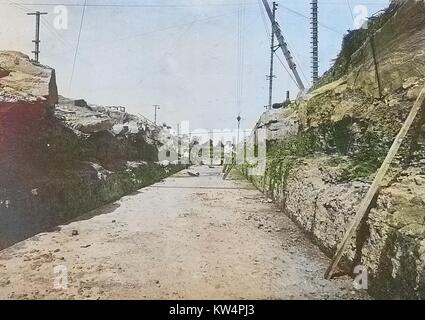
[261,0,305,93]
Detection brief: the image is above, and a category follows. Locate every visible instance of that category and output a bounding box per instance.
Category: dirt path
[0,166,368,300]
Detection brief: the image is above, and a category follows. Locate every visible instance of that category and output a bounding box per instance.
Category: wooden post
[370,35,383,98]
[223,165,233,180]
[325,84,425,280]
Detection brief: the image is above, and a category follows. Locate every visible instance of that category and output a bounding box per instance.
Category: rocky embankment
[242,0,425,299]
[0,51,184,250]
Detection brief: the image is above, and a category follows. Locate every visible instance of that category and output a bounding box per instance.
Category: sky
[0,0,391,133]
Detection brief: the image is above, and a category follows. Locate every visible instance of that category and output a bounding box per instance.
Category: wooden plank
[370,35,383,98]
[223,164,235,180]
[325,84,425,280]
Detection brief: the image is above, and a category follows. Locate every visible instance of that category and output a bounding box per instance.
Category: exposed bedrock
[242,0,425,299]
[0,51,184,250]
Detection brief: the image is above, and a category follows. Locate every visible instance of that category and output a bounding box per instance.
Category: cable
[10,2,29,12]
[265,2,310,86]
[240,2,246,113]
[12,2,68,48]
[275,52,298,88]
[40,16,72,49]
[284,33,310,86]
[346,0,355,21]
[257,0,270,35]
[257,0,301,89]
[236,1,246,114]
[83,10,241,51]
[68,0,87,95]
[279,3,344,35]
[1,1,258,8]
[141,15,198,87]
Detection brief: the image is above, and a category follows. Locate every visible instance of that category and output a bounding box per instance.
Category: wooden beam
[223,164,235,180]
[325,84,425,280]
[370,35,383,98]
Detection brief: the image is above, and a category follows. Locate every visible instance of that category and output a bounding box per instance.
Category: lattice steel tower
[311,0,319,84]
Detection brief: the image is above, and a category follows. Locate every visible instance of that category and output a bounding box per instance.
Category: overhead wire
[236,0,246,114]
[346,0,355,22]
[68,0,87,95]
[1,1,258,8]
[279,3,344,35]
[256,0,299,88]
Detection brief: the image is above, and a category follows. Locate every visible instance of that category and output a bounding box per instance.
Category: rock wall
[316,0,425,96]
[0,51,58,169]
[242,0,425,299]
[243,157,425,299]
[0,161,184,250]
[0,52,185,250]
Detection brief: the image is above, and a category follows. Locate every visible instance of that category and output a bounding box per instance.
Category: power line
[41,15,71,46]
[257,0,298,89]
[40,16,72,50]
[284,31,310,87]
[346,0,355,21]
[257,0,270,34]
[279,3,344,35]
[275,52,298,88]
[12,2,68,47]
[82,10,241,51]
[68,0,87,95]
[0,2,258,8]
[10,2,29,12]
[11,1,94,69]
[261,0,305,92]
[236,0,246,114]
[11,2,49,62]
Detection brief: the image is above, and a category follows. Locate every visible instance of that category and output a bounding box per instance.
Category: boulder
[55,103,115,134]
[0,51,57,107]
[0,51,58,152]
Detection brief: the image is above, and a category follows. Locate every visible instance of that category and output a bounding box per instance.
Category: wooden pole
[223,164,235,180]
[370,35,383,98]
[325,84,425,280]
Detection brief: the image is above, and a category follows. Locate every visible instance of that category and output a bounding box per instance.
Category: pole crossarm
[27,11,48,62]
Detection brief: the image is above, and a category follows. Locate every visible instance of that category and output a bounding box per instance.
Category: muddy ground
[0,166,369,300]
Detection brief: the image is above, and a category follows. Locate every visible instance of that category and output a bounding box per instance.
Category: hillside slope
[244,0,425,299]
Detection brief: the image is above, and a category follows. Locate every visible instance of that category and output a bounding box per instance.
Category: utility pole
[311,0,319,84]
[267,2,278,110]
[177,123,181,164]
[27,11,48,63]
[261,0,305,94]
[237,114,242,145]
[153,105,160,126]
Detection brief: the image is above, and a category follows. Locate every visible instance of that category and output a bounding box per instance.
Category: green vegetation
[252,118,393,188]
[317,118,353,154]
[256,131,318,193]
[348,129,389,178]
[314,1,401,89]
[267,131,318,160]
